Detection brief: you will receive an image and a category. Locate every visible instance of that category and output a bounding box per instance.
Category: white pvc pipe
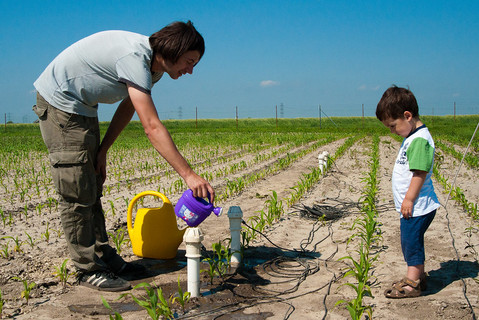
[322,151,329,170]
[318,153,326,173]
[318,151,329,173]
[184,228,204,297]
[228,206,243,265]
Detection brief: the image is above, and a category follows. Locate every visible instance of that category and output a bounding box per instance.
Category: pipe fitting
[228,206,243,265]
[184,228,204,297]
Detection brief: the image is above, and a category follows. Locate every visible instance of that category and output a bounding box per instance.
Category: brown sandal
[384,277,422,299]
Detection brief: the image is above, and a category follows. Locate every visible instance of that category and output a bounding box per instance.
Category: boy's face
[381,111,415,138]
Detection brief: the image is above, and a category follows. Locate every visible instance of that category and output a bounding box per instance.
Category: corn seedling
[170,276,191,313]
[42,222,51,243]
[2,236,24,254]
[12,277,36,305]
[53,259,75,288]
[0,208,6,228]
[120,282,173,320]
[337,135,381,318]
[108,229,130,255]
[0,241,10,259]
[0,288,4,318]
[201,241,232,284]
[102,296,124,320]
[108,200,116,217]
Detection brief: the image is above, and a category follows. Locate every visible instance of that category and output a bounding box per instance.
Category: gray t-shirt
[34,30,163,117]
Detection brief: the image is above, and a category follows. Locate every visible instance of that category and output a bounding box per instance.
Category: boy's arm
[401,170,427,219]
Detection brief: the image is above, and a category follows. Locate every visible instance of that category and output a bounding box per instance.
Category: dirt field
[1,134,478,319]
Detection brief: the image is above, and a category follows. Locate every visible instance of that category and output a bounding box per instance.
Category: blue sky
[1,0,478,123]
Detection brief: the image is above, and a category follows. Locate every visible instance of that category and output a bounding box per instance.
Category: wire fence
[3,102,478,124]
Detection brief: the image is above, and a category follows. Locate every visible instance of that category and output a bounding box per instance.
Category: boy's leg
[400,210,436,289]
[406,265,424,282]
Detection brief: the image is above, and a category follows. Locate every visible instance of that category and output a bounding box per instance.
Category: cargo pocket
[32,103,48,120]
[49,150,97,204]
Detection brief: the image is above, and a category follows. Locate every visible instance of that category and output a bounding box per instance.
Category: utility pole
[362,104,364,128]
[319,104,322,129]
[275,105,278,128]
[235,106,238,129]
[454,102,456,122]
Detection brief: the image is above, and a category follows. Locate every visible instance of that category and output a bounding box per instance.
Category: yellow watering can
[127,191,186,259]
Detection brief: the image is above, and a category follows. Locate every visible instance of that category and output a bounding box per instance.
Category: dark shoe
[117,262,148,280]
[78,270,131,292]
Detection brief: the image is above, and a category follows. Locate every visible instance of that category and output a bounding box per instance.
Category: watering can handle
[127,191,171,232]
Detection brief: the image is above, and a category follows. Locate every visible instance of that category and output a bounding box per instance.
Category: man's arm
[127,85,214,200]
[96,97,136,183]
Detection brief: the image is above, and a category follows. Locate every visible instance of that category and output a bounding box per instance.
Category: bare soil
[1,135,478,319]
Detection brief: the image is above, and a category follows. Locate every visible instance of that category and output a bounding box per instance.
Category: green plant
[337,135,381,318]
[108,228,130,255]
[53,259,75,288]
[0,208,7,228]
[201,241,232,284]
[42,222,51,243]
[0,241,10,259]
[12,277,36,304]
[335,281,373,320]
[120,282,173,320]
[2,236,24,254]
[24,232,37,248]
[102,296,124,320]
[170,276,191,313]
[0,288,5,318]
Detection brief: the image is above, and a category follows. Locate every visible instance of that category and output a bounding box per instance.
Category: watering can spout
[127,191,186,260]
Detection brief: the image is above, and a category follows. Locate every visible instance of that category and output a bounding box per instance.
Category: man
[33,21,214,291]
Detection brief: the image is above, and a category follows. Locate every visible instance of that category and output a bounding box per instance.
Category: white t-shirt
[34,30,163,117]
[391,125,441,218]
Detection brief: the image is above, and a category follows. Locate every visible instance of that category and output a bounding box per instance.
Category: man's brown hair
[149,21,205,64]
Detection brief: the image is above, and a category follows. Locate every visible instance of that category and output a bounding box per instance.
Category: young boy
[376,86,440,298]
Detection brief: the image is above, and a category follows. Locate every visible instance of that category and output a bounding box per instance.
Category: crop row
[337,134,382,319]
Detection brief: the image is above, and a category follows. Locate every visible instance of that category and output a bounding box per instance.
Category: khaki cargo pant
[34,93,124,272]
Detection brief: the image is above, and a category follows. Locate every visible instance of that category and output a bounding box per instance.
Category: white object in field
[322,151,329,170]
[318,152,326,173]
[184,227,204,297]
[228,206,243,265]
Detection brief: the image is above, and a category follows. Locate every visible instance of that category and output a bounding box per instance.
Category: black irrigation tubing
[180,213,342,319]
[441,121,479,320]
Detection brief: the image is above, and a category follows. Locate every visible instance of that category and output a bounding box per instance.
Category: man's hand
[184,172,215,203]
[95,147,107,184]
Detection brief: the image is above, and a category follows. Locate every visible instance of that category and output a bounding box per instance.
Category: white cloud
[358,84,380,91]
[260,80,280,87]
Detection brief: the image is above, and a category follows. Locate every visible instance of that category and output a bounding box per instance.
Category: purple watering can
[175,189,222,227]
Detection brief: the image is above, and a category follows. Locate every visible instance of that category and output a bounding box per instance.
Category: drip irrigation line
[181,213,342,319]
[441,121,479,320]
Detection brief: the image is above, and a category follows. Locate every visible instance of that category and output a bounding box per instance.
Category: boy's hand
[401,170,427,220]
[401,198,414,219]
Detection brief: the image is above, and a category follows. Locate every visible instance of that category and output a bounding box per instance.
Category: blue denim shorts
[400,210,436,266]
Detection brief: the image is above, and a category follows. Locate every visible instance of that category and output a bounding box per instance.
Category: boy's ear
[403,111,413,121]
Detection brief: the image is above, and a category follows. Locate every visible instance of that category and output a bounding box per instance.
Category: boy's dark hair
[376,85,419,121]
[149,20,205,64]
